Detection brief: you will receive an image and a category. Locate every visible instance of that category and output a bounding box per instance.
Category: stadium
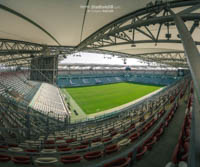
[0,0,199,167]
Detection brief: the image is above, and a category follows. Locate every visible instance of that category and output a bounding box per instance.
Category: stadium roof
[0,0,168,46]
[0,0,200,67]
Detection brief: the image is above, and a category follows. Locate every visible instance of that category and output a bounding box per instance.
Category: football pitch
[63,83,162,115]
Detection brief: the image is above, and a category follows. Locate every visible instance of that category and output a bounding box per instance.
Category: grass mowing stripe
[64,83,162,114]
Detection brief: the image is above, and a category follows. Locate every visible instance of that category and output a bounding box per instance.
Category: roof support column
[172,12,200,103]
[170,11,200,167]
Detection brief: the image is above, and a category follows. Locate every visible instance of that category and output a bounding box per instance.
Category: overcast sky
[60,52,148,65]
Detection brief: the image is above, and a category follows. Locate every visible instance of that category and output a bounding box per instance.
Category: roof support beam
[189,21,199,35]
[177,3,200,15]
[171,9,200,103]
[0,50,41,56]
[84,49,187,68]
[77,0,200,50]
[171,11,200,167]
[89,39,200,49]
[84,14,200,49]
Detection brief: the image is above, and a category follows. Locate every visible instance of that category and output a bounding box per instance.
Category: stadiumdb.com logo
[80,4,120,13]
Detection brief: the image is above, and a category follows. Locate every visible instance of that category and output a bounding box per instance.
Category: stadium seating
[136,146,148,160]
[170,103,192,165]
[144,136,157,150]
[0,71,41,103]
[57,71,179,88]
[12,156,31,164]
[30,83,68,119]
[127,74,177,86]
[0,154,11,162]
[105,144,119,154]
[84,151,103,160]
[0,69,192,167]
[61,155,82,164]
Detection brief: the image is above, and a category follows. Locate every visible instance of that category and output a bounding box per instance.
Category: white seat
[113,133,121,139]
[69,141,80,146]
[91,142,102,147]
[165,162,176,167]
[25,140,35,144]
[178,161,188,167]
[8,147,23,152]
[56,140,65,144]
[41,149,57,153]
[34,157,58,165]
[118,138,130,146]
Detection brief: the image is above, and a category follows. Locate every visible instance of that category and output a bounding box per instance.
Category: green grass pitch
[64,83,162,115]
